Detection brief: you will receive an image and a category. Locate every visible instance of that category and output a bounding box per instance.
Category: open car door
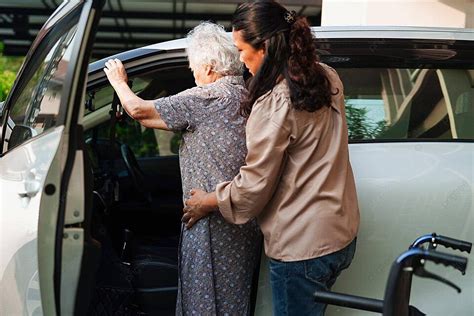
[0,0,104,315]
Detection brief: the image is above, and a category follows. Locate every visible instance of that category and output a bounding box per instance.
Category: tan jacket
[216,65,360,261]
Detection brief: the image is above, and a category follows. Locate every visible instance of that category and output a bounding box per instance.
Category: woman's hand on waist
[183,189,219,228]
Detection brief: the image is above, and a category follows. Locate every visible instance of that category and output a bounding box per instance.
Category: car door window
[338,67,474,141]
[86,118,181,158]
[6,24,78,150]
[116,120,181,157]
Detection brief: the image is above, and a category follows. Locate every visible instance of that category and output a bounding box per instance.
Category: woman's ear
[205,65,213,76]
[259,41,267,56]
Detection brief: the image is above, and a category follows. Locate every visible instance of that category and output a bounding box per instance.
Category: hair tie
[284,10,297,24]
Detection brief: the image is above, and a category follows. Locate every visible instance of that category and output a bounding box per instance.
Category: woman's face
[232,30,265,76]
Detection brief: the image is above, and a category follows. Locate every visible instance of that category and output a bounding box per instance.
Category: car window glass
[85,118,181,158]
[85,76,151,115]
[339,68,474,141]
[116,119,181,157]
[7,24,78,146]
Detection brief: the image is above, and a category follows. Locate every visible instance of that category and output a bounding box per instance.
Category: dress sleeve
[216,92,292,224]
[153,86,213,132]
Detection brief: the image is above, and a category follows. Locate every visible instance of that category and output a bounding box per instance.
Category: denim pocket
[304,240,356,284]
[304,257,333,283]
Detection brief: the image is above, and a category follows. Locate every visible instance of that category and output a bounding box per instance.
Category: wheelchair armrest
[314,290,383,313]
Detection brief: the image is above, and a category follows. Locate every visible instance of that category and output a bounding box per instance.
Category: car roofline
[89,26,473,73]
[311,26,474,41]
[137,26,473,50]
[88,38,188,74]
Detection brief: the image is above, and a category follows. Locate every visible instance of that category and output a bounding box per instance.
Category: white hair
[186,22,243,76]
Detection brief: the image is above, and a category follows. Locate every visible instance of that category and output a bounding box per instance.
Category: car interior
[84,65,195,315]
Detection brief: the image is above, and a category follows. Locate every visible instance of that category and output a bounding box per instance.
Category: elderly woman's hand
[182,189,218,228]
[103,58,128,89]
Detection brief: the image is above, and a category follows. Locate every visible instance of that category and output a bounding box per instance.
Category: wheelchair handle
[435,234,472,253]
[397,248,467,274]
[422,250,468,275]
[410,233,472,253]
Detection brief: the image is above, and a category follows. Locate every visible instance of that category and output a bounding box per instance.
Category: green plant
[0,42,24,101]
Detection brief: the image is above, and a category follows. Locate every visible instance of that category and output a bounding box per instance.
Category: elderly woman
[104,22,261,315]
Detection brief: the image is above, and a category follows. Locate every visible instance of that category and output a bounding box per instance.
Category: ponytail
[286,16,336,112]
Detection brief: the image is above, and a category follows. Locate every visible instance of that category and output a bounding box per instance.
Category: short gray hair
[186,22,242,76]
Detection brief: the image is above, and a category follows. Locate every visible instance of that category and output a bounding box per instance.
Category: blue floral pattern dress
[154,76,262,315]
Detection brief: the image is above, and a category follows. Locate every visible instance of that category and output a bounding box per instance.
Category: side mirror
[0,101,4,119]
[8,124,37,151]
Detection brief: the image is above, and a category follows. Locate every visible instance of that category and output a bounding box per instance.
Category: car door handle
[18,170,41,198]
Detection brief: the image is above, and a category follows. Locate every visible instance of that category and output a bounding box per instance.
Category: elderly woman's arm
[104,59,170,130]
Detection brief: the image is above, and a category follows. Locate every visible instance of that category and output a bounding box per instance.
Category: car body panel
[332,143,473,316]
[254,142,473,315]
[0,0,104,315]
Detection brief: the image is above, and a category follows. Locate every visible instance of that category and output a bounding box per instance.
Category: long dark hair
[232,0,336,117]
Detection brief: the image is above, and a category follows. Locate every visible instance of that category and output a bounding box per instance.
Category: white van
[0,0,473,315]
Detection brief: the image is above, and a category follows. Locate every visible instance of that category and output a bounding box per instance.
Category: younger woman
[183,2,360,314]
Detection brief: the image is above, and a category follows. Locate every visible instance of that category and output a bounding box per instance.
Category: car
[0,0,473,315]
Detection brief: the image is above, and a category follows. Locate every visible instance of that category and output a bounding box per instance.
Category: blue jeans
[269,239,357,316]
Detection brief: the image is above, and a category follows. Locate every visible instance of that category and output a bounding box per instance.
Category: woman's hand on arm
[182,189,219,229]
[103,59,170,130]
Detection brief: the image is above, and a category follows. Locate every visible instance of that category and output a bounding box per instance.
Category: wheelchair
[314,233,472,316]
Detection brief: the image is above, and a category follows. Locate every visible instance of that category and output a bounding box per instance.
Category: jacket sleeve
[216,92,291,224]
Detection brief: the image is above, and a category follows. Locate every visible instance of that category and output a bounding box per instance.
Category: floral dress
[154,76,262,315]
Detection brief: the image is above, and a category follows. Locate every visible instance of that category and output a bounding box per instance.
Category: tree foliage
[345,103,387,140]
[116,118,159,157]
[0,42,24,101]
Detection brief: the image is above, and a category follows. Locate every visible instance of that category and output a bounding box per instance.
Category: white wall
[321,0,474,28]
